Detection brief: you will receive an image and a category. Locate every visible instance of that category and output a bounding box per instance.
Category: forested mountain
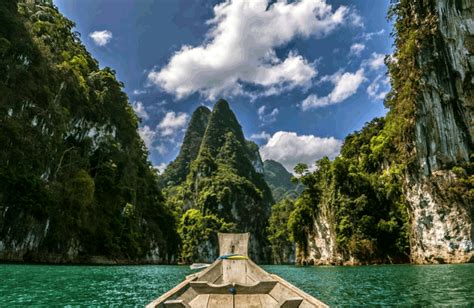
[288,118,410,265]
[162,100,274,263]
[159,106,211,188]
[0,0,177,263]
[263,159,302,202]
[281,0,473,265]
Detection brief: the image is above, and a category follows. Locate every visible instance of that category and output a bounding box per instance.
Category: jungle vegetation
[0,0,177,262]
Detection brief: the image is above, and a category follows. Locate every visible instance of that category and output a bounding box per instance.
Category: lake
[0,263,473,306]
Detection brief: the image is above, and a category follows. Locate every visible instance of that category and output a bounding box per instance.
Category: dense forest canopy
[0,0,177,262]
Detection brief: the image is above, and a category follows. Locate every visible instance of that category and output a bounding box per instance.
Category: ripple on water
[0,263,473,306]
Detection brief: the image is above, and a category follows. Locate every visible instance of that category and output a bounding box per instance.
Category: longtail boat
[147,233,328,308]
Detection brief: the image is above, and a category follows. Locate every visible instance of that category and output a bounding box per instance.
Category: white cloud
[302,68,366,110]
[250,131,271,141]
[149,0,358,100]
[89,30,113,46]
[360,29,385,41]
[348,11,364,28]
[157,111,189,136]
[138,125,156,149]
[132,101,149,120]
[365,52,385,70]
[155,143,168,155]
[137,111,189,149]
[350,43,365,56]
[154,163,168,174]
[133,89,147,95]
[258,105,279,124]
[367,74,390,100]
[260,131,342,172]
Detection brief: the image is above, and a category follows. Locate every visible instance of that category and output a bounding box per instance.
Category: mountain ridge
[162,99,274,263]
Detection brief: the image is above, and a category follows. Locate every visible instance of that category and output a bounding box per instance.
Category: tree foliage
[178,209,233,263]
[161,100,274,262]
[0,0,177,262]
[283,118,410,263]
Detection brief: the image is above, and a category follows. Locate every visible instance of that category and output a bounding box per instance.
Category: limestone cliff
[159,106,211,187]
[292,0,473,266]
[404,0,473,263]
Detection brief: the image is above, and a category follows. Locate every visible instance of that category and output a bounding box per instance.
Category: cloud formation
[260,131,342,172]
[360,29,385,41]
[365,52,385,70]
[137,111,189,150]
[157,111,189,136]
[149,0,361,100]
[250,131,271,141]
[133,89,147,95]
[138,125,156,149]
[258,105,279,124]
[132,101,149,120]
[154,143,168,155]
[301,68,365,110]
[367,74,390,100]
[350,43,365,56]
[89,30,112,46]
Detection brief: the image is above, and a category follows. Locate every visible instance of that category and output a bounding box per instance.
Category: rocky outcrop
[405,0,473,263]
[297,206,341,266]
[160,106,211,187]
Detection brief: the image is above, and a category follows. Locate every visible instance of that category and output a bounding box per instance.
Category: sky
[54,0,393,173]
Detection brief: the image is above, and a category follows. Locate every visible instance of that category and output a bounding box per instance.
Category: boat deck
[146,233,328,308]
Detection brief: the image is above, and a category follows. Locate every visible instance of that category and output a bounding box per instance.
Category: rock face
[301,206,341,266]
[160,106,211,187]
[405,0,473,263]
[298,0,474,266]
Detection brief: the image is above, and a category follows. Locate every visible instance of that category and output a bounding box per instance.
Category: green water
[0,264,473,306]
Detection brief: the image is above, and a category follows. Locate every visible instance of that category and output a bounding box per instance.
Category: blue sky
[54,0,393,172]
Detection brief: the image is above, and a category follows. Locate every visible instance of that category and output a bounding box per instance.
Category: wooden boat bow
[146,233,328,308]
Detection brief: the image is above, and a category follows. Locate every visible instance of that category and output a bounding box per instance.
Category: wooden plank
[270,274,328,308]
[146,277,194,308]
[259,294,279,307]
[246,259,273,281]
[163,299,191,308]
[189,295,210,308]
[218,233,249,256]
[213,275,223,284]
[279,297,303,308]
[198,261,223,284]
[193,260,222,280]
[189,281,277,294]
[179,287,198,304]
[234,295,262,308]
[207,294,233,308]
[269,283,297,303]
[222,259,247,284]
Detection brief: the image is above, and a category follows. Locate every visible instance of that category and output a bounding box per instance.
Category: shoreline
[1,259,472,267]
